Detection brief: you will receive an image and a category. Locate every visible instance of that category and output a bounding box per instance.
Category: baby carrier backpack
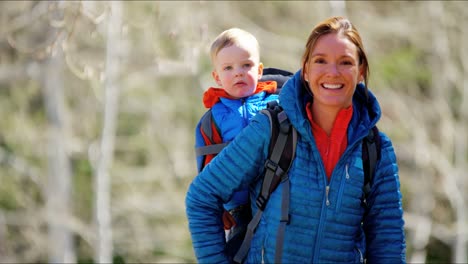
[194,68,381,263]
[195,67,294,169]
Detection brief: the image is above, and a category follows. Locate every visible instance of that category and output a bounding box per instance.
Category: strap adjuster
[256,195,267,210]
[264,159,278,172]
[280,213,290,224]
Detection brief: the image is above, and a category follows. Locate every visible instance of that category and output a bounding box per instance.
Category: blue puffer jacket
[186,70,406,263]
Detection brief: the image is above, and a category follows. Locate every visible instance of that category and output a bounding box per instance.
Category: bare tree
[93,1,123,263]
[42,1,76,262]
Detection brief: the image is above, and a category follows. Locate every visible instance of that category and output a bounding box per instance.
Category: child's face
[212,44,263,98]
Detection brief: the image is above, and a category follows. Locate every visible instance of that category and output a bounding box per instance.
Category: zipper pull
[357,248,364,263]
[326,186,330,206]
[345,164,350,179]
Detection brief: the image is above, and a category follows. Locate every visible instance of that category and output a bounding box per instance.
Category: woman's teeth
[322,83,343,89]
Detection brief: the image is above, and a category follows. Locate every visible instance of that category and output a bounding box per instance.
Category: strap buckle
[264,159,278,172]
[256,195,267,211]
[280,213,290,224]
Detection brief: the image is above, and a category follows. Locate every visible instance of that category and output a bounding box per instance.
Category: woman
[186,16,406,263]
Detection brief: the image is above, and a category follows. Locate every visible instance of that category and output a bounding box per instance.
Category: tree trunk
[42,12,76,264]
[93,1,123,263]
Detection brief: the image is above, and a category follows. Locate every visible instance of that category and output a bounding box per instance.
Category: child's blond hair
[210,28,260,63]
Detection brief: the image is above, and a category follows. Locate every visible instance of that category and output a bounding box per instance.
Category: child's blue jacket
[194,84,278,210]
[187,70,406,263]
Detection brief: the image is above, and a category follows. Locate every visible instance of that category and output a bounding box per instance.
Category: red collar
[202,81,277,108]
[306,102,353,179]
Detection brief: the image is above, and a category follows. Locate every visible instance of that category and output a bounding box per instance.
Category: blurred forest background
[0,0,467,263]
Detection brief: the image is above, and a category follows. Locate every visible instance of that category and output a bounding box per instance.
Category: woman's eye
[341,60,353,65]
[314,58,325,64]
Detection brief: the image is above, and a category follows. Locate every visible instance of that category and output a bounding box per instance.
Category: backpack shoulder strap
[200,109,214,142]
[234,102,297,263]
[194,109,229,171]
[362,126,381,201]
[258,101,296,201]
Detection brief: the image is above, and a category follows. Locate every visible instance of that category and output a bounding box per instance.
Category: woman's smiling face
[304,32,364,111]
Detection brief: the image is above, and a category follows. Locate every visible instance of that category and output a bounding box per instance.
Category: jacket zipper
[357,247,364,263]
[242,99,248,126]
[325,186,330,206]
[313,148,357,262]
[336,163,349,212]
[261,247,265,263]
[312,126,372,262]
[312,148,329,263]
[325,141,331,206]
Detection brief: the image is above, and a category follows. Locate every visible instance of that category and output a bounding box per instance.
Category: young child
[194,28,279,241]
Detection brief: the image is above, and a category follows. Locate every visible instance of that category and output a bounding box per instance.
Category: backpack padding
[260,68,294,90]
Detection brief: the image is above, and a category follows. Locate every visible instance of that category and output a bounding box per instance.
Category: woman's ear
[359,75,364,83]
[303,64,309,82]
[212,70,222,86]
[358,65,365,83]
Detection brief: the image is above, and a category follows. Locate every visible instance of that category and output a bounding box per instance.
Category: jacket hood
[279,70,381,145]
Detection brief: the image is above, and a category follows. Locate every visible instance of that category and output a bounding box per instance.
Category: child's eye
[243,63,252,68]
[224,66,232,71]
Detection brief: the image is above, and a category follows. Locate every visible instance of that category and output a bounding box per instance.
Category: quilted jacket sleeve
[186,113,271,263]
[363,132,406,263]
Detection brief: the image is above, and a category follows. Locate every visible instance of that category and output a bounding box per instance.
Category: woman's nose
[326,63,339,75]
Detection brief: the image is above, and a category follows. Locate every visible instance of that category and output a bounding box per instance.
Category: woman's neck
[311,104,340,136]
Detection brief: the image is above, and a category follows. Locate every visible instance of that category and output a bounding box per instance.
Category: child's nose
[235,68,244,76]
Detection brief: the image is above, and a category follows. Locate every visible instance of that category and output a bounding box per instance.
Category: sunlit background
[0,1,467,263]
